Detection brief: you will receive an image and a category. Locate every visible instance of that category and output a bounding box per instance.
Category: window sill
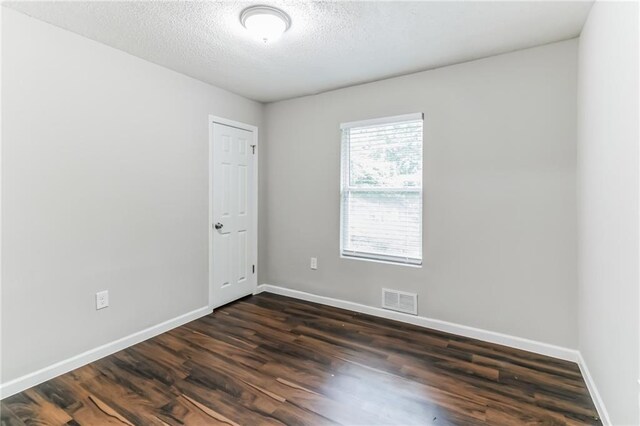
[340,254,423,268]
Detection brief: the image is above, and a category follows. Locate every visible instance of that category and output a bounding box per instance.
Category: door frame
[208,115,259,310]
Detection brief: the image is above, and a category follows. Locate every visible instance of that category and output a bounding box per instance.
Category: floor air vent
[382,288,418,315]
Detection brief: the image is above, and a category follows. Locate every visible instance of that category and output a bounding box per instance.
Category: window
[340,113,423,266]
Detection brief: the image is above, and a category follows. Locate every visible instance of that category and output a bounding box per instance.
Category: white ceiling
[6,1,593,103]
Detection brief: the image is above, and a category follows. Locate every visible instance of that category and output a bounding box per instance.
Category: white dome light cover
[240,5,291,43]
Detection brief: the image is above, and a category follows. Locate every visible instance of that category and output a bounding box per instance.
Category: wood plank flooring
[1,293,600,425]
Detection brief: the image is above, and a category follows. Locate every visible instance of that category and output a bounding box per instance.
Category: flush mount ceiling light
[240,5,291,43]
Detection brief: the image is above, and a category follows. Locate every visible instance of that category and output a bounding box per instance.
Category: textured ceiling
[5,1,593,103]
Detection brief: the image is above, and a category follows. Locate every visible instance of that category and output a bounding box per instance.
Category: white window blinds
[340,113,423,266]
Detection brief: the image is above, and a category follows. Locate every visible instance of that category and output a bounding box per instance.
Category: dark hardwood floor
[1,293,600,425]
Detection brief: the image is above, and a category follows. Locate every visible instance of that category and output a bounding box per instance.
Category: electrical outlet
[96,290,109,310]
[310,257,318,270]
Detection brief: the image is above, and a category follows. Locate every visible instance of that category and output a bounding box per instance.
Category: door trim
[209,115,259,309]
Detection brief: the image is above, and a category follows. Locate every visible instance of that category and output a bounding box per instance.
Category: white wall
[1,8,263,384]
[264,40,579,348]
[577,2,639,424]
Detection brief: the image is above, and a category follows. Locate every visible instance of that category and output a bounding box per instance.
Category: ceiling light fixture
[240,5,291,43]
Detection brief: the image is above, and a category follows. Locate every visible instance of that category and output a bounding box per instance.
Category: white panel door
[211,122,255,308]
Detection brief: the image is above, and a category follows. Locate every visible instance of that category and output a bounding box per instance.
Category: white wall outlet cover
[310,257,318,270]
[96,290,109,310]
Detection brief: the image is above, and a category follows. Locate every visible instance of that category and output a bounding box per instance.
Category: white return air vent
[382,288,418,315]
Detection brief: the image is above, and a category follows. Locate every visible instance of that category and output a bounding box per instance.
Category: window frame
[339,113,424,267]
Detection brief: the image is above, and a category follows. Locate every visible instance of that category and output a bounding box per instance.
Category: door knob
[214,223,223,230]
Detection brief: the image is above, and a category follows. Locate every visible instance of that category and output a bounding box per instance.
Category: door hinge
[252,265,255,274]
[250,144,256,154]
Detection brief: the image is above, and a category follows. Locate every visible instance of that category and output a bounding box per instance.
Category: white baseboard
[576,352,611,425]
[0,305,212,399]
[2,285,609,425]
[256,284,579,362]
[256,284,613,423]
